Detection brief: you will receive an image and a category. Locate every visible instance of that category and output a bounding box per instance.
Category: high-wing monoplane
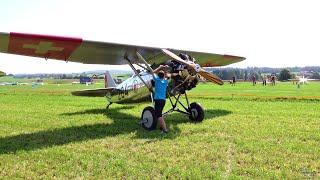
[289,75,319,85]
[0,32,245,130]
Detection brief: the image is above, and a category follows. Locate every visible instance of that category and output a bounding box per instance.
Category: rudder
[105,71,116,88]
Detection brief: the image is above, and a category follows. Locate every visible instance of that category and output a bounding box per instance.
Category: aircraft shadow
[0,106,231,154]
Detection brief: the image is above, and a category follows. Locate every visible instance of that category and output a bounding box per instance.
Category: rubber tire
[189,102,205,122]
[141,106,157,131]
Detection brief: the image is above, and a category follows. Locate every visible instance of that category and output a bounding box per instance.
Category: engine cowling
[166,60,199,94]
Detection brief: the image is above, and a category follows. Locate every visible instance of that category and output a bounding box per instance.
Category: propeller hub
[194,63,201,72]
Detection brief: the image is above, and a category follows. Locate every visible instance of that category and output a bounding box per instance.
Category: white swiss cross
[23,42,64,54]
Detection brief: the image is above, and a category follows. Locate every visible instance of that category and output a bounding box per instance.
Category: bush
[279,69,292,81]
[0,71,6,77]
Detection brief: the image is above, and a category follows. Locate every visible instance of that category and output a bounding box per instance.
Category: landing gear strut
[163,91,205,122]
[106,102,113,109]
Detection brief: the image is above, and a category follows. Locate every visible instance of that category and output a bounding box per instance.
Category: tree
[279,68,291,81]
[61,74,67,79]
[244,70,248,81]
[310,72,320,79]
[0,71,6,77]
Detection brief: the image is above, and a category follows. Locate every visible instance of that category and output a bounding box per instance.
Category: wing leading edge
[0,32,245,67]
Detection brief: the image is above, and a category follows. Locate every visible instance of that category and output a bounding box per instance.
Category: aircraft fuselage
[106,72,153,104]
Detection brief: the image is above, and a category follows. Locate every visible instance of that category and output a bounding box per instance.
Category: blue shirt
[154,76,168,100]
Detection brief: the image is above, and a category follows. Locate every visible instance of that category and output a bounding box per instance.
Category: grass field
[0,81,319,179]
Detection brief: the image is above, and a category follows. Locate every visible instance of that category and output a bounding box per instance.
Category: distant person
[271,75,276,86]
[252,75,256,86]
[262,76,267,86]
[232,76,236,86]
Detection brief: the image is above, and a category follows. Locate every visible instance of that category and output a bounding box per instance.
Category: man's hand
[159,65,168,69]
[153,64,169,74]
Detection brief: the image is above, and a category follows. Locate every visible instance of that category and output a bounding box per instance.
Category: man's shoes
[160,129,168,134]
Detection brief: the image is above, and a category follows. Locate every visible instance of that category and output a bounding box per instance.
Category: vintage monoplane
[289,75,319,85]
[0,32,245,130]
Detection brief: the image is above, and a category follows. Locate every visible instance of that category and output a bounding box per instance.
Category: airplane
[289,75,319,85]
[0,32,245,130]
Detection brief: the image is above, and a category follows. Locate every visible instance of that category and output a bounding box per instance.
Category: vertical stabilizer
[104,71,116,88]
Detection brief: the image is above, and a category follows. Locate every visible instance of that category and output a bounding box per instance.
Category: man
[262,75,267,86]
[232,76,236,86]
[271,75,276,86]
[153,65,170,134]
[252,75,256,86]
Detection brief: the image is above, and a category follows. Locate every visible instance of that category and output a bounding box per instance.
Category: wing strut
[136,52,155,79]
[124,53,154,93]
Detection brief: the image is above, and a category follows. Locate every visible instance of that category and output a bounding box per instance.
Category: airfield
[0,79,319,178]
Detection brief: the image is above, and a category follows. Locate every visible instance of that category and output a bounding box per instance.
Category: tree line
[208,66,320,81]
[0,71,6,77]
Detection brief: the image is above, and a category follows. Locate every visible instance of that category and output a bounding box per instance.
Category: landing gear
[140,106,157,131]
[163,92,205,122]
[188,102,204,122]
[106,102,113,109]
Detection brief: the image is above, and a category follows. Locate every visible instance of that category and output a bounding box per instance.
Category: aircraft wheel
[189,102,204,122]
[141,106,157,131]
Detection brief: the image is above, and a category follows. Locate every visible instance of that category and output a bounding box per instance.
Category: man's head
[158,70,165,79]
[179,53,189,60]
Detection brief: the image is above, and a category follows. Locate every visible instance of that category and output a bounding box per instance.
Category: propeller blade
[198,69,224,85]
[162,49,196,69]
[162,49,223,85]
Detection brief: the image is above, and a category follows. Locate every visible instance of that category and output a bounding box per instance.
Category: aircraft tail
[105,71,116,88]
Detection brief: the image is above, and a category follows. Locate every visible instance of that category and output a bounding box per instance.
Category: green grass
[0,82,319,179]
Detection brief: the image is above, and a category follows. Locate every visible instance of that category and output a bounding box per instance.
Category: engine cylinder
[166,60,199,94]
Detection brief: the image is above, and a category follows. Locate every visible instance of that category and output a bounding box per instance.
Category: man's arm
[153,64,175,79]
[165,72,178,79]
[153,65,166,74]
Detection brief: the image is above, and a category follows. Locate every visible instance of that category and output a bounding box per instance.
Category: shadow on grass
[0,106,231,154]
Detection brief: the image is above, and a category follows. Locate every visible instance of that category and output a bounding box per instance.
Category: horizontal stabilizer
[71,88,114,97]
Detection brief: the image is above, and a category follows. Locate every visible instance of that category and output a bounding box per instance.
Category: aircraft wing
[71,88,115,97]
[0,32,245,66]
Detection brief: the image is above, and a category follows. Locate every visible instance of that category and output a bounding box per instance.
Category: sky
[0,0,319,74]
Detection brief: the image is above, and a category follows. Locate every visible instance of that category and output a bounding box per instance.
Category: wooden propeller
[162,49,223,85]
